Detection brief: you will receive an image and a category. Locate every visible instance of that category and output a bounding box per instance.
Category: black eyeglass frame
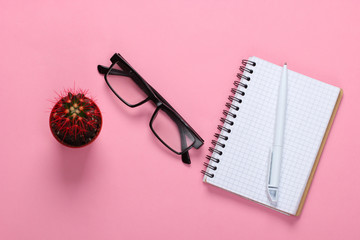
[98,53,204,164]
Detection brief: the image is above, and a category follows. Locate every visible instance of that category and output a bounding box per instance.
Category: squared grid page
[204,57,340,215]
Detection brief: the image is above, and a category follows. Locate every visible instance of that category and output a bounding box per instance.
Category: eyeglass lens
[106,63,148,105]
[151,108,195,153]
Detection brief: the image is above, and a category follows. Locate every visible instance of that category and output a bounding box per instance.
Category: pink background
[1,0,359,239]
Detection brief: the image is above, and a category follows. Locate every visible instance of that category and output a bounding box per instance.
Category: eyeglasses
[97,53,204,164]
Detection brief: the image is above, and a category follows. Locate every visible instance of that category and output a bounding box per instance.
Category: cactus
[49,89,102,147]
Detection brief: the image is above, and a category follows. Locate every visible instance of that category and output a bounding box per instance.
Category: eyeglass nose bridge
[152,98,163,108]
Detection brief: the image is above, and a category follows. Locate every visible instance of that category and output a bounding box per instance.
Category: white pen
[267,63,288,205]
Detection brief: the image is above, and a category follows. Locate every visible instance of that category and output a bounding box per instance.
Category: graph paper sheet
[204,57,340,215]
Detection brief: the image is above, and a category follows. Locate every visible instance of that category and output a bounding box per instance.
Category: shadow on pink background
[0,0,359,239]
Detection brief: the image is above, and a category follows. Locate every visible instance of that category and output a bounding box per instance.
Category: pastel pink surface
[0,1,359,239]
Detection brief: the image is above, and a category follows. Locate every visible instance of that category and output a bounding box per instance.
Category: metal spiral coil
[233,81,248,89]
[203,162,217,170]
[209,147,222,155]
[206,155,220,163]
[217,125,231,133]
[240,65,254,74]
[231,88,245,96]
[214,133,228,141]
[201,170,214,178]
[201,59,256,179]
[211,139,225,148]
[228,95,242,103]
[225,102,240,110]
[242,59,256,66]
[220,117,234,126]
[237,73,251,81]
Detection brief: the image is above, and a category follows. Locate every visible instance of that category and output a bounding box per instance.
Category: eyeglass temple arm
[98,65,128,76]
[179,124,191,164]
[97,65,192,164]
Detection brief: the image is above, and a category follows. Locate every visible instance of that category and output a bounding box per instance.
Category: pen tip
[284,62,287,66]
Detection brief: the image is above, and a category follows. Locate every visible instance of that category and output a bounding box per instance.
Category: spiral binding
[201,59,256,178]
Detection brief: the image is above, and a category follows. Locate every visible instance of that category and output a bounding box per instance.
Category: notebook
[202,56,343,216]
